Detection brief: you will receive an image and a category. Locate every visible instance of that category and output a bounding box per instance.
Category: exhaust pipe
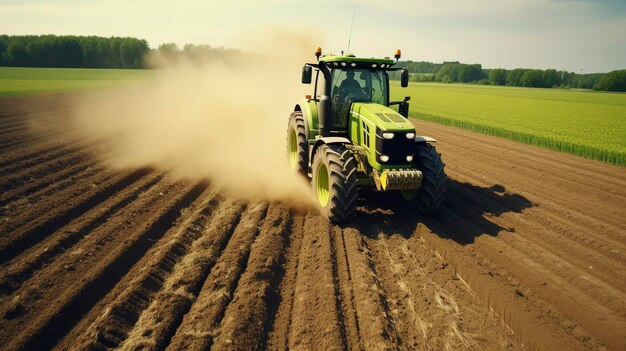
[318,62,332,137]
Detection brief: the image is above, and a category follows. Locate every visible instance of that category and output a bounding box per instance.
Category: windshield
[328,68,389,130]
[331,68,388,105]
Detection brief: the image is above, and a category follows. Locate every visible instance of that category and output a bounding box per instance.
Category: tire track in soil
[416,216,604,351]
[0,167,151,264]
[285,214,346,351]
[341,224,401,351]
[209,204,293,351]
[55,189,224,351]
[162,203,268,351]
[266,213,305,351]
[0,173,163,296]
[1,181,206,350]
[330,224,365,351]
[362,224,519,351]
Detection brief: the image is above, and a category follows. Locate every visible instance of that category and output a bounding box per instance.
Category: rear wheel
[312,144,358,223]
[408,143,447,213]
[287,112,308,175]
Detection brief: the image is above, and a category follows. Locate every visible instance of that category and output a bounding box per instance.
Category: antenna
[346,7,356,54]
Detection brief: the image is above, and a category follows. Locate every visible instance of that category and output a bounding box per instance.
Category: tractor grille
[375,128,414,165]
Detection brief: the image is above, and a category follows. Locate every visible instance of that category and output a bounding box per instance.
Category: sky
[0,0,625,72]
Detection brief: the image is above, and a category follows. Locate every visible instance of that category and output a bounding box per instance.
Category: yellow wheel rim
[316,162,330,207]
[288,129,298,169]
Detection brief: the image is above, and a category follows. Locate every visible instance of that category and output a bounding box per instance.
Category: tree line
[0,35,149,68]
[2,35,624,92]
[395,61,626,92]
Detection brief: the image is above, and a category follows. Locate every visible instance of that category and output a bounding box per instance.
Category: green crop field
[0,67,154,97]
[392,82,626,166]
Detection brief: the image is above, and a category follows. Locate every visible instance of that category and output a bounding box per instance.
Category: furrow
[209,204,293,351]
[415,119,626,188]
[435,134,626,231]
[115,199,246,351]
[451,171,626,262]
[443,187,626,321]
[266,213,305,351]
[286,214,345,351]
[0,160,99,206]
[0,140,89,175]
[0,167,151,264]
[330,225,365,351]
[0,140,68,170]
[342,224,401,351]
[56,189,221,351]
[0,149,88,193]
[0,173,163,296]
[0,140,77,174]
[448,177,625,295]
[163,203,268,351]
[2,181,206,351]
[0,128,69,151]
[367,226,520,351]
[417,215,607,351]
[1,163,105,222]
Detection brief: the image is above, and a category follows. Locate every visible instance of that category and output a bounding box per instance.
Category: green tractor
[287,48,447,223]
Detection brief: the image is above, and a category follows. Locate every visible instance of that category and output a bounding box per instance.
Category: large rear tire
[287,112,308,175]
[312,144,358,223]
[411,143,447,213]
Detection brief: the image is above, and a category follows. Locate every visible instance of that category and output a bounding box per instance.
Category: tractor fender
[309,137,351,170]
[295,100,319,139]
[415,136,437,143]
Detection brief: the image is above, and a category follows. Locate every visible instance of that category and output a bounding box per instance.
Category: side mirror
[302,65,312,84]
[401,68,409,87]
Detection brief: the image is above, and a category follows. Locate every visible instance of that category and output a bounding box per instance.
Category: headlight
[406,132,415,139]
[382,132,394,139]
[380,155,390,162]
[406,155,413,162]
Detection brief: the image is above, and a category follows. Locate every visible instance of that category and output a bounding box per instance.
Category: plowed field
[1,94,624,351]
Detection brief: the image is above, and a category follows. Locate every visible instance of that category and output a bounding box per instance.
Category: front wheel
[405,143,447,213]
[312,144,358,223]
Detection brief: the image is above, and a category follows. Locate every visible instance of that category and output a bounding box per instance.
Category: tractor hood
[350,103,414,132]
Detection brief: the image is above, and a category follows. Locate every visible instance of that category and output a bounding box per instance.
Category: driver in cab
[339,71,361,98]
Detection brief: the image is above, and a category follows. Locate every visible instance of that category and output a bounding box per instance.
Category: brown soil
[0,94,624,351]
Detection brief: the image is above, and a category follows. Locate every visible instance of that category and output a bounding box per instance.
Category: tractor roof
[319,54,396,69]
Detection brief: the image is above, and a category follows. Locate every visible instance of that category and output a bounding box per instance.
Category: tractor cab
[301,51,410,137]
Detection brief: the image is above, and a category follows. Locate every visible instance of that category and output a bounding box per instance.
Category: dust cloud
[71,29,318,208]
